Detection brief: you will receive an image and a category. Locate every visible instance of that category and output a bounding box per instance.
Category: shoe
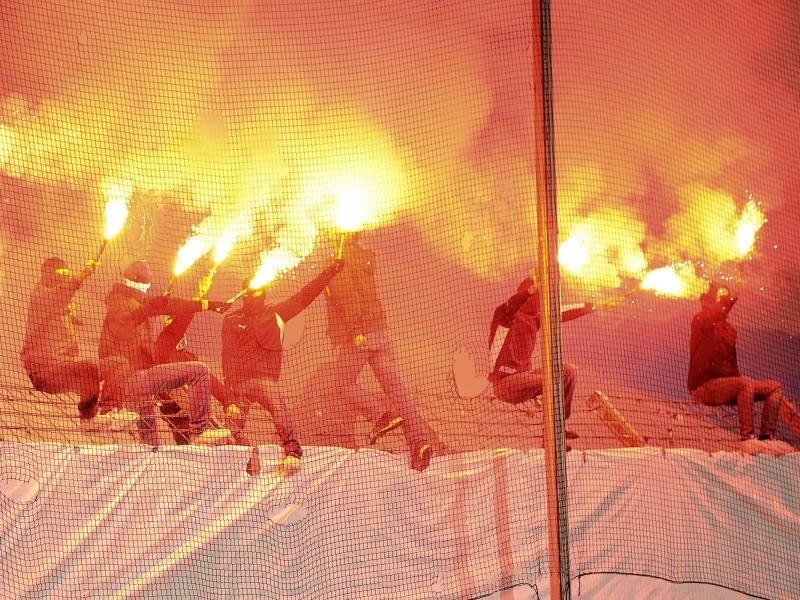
[190,427,232,446]
[758,434,775,441]
[410,442,432,472]
[565,429,579,440]
[77,396,100,421]
[80,412,114,433]
[368,412,404,445]
[278,439,303,477]
[109,409,139,432]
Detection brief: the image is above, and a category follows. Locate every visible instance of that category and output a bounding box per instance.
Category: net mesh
[1,0,799,598]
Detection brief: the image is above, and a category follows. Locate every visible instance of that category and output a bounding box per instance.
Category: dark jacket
[325,243,387,347]
[21,276,84,374]
[687,295,739,391]
[222,265,338,383]
[99,283,203,371]
[155,312,194,364]
[489,288,591,382]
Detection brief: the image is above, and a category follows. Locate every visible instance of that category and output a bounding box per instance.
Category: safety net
[1,1,799,599]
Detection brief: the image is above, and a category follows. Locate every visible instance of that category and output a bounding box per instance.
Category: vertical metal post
[531,0,571,598]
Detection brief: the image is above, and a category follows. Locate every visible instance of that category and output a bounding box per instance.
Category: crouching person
[100,259,231,446]
[22,256,132,431]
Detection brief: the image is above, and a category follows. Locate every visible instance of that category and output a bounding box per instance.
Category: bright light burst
[335,187,368,232]
[174,235,212,276]
[213,229,236,264]
[735,197,766,256]
[558,232,591,273]
[641,266,685,296]
[101,179,132,240]
[250,247,299,289]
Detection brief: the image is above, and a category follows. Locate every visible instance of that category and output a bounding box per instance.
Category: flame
[558,232,591,273]
[735,198,766,256]
[0,125,13,166]
[213,229,236,264]
[101,179,132,240]
[250,247,299,289]
[173,235,212,276]
[335,187,368,232]
[641,266,684,296]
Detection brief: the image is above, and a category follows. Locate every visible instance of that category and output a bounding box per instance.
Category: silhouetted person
[325,233,432,471]
[22,256,131,430]
[222,259,343,475]
[688,277,783,442]
[100,259,231,445]
[489,275,604,445]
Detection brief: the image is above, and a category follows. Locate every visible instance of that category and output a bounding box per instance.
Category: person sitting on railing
[488,274,615,448]
[100,259,231,446]
[21,256,133,431]
[688,270,784,443]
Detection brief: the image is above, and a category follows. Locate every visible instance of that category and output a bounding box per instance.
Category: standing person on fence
[688,268,784,443]
[488,274,612,448]
[21,256,132,431]
[324,233,433,472]
[100,259,231,446]
[221,258,344,476]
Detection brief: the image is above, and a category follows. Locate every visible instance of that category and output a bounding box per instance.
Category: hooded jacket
[222,265,338,384]
[99,283,203,371]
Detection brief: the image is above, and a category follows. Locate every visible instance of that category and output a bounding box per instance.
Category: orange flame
[101,179,132,240]
[249,247,299,289]
[735,198,766,256]
[558,232,591,273]
[173,235,212,276]
[641,266,685,296]
[213,229,236,265]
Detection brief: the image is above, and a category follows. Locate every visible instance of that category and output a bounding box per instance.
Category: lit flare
[641,266,685,297]
[735,198,765,256]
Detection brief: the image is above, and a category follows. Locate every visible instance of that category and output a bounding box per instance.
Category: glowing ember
[250,247,299,289]
[641,266,684,296]
[174,235,212,276]
[558,233,591,273]
[101,179,132,240]
[735,199,765,256]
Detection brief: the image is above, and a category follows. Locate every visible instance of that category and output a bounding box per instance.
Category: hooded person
[221,257,344,475]
[21,256,132,431]
[688,275,784,443]
[324,233,433,472]
[99,259,232,446]
[488,275,606,446]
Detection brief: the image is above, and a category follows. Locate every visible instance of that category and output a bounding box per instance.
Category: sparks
[735,198,766,256]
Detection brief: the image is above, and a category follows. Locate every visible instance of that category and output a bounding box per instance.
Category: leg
[363,331,431,469]
[491,370,545,405]
[236,378,296,447]
[29,360,101,418]
[98,356,130,412]
[562,363,577,420]
[752,379,784,439]
[692,376,756,440]
[333,344,386,423]
[127,362,213,445]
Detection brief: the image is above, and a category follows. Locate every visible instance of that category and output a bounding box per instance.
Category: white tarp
[1,442,798,599]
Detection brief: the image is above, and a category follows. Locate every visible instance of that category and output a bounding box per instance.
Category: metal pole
[531,0,571,598]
